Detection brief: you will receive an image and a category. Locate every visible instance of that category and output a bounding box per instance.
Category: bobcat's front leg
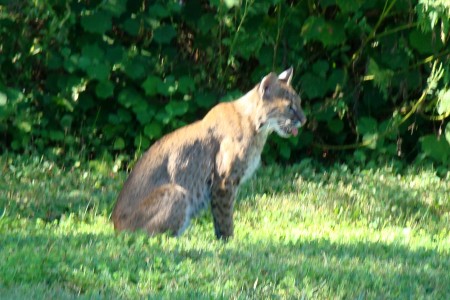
[211,178,237,240]
[213,138,243,239]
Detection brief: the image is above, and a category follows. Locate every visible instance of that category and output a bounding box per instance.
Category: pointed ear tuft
[278,67,294,85]
[259,72,277,98]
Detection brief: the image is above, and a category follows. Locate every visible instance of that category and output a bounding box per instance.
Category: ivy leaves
[437,89,450,116]
[421,132,450,164]
[81,11,112,35]
[302,17,346,47]
[153,25,177,44]
[301,60,346,100]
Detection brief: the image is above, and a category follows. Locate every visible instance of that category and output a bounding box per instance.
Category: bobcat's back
[113,121,217,233]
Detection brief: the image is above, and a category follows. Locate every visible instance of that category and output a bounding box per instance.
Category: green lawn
[0,155,449,299]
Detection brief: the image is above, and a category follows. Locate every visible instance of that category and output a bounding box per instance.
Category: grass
[0,155,449,299]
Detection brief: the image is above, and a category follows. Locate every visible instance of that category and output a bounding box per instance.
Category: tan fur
[112,68,306,239]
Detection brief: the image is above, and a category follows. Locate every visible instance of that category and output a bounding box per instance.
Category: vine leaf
[224,0,240,8]
[86,63,110,81]
[178,76,195,94]
[420,134,450,163]
[437,89,450,115]
[122,19,141,36]
[165,101,189,116]
[328,119,344,134]
[144,123,163,139]
[153,25,177,44]
[113,137,125,150]
[96,81,114,99]
[0,92,6,106]
[81,11,112,35]
[142,76,163,96]
[357,117,379,149]
[102,0,127,17]
[148,4,170,18]
[336,0,364,13]
[446,122,450,145]
[312,60,329,78]
[301,73,326,99]
[195,92,216,108]
[367,59,393,100]
[301,17,346,46]
[124,58,146,80]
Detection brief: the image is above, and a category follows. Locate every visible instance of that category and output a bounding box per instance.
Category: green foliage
[0,155,449,298]
[0,0,449,166]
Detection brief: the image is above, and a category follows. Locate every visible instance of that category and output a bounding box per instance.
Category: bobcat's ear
[278,67,293,86]
[259,72,277,98]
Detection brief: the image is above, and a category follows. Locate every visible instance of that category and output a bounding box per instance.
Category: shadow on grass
[1,228,448,299]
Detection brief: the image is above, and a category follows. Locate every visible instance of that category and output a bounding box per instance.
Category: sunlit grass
[0,155,449,299]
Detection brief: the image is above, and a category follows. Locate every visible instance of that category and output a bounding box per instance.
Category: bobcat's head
[257,67,307,138]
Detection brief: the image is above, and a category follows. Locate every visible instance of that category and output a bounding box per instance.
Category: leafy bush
[0,0,449,166]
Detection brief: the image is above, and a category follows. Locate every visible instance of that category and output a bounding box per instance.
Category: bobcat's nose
[292,109,307,127]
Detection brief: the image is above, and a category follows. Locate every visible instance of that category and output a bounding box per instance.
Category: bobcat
[112,67,306,239]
